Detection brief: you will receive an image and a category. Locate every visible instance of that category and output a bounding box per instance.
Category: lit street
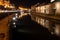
[0,13,14,40]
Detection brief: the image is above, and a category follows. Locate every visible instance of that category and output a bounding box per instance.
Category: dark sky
[9,0,50,8]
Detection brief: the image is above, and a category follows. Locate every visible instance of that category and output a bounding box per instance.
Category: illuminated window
[55,2,60,13]
[37,7,40,13]
[45,5,49,14]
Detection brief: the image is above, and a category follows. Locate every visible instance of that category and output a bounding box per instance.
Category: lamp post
[50,0,55,2]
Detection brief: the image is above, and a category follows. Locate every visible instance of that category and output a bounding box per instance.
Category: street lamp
[50,0,55,2]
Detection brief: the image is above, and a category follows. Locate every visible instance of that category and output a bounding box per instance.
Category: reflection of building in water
[40,18,45,26]
[48,21,55,34]
[55,24,60,36]
[36,17,45,26]
[20,10,24,14]
[37,18,56,34]
[44,20,50,28]
[31,15,60,36]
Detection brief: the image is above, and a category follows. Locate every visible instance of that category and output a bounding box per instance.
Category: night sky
[9,0,50,8]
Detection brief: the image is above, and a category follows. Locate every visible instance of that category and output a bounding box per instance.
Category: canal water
[10,14,60,40]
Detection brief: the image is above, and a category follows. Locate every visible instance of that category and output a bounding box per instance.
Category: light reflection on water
[36,17,60,36]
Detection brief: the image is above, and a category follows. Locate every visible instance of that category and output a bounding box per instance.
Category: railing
[0,10,20,13]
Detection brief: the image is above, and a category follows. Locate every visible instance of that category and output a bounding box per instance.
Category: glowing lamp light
[15,16,18,18]
[4,6,7,8]
[50,0,55,2]
[14,25,16,28]
[13,17,16,20]
[13,22,16,25]
[15,13,18,16]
